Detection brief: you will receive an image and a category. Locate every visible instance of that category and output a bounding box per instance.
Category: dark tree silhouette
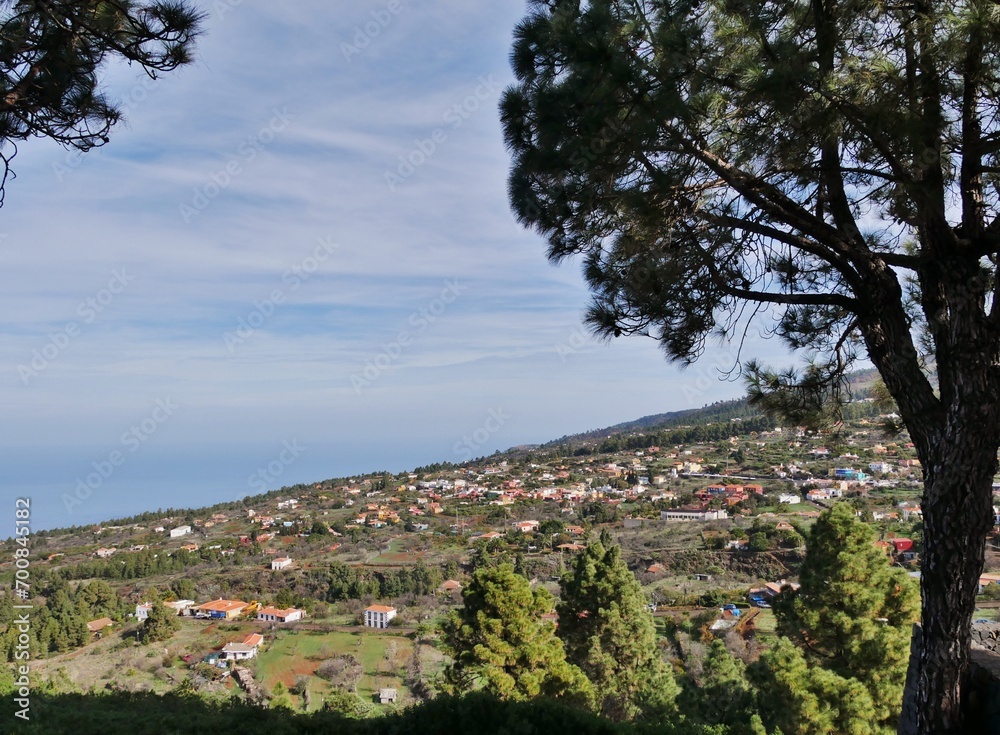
[0,0,202,202]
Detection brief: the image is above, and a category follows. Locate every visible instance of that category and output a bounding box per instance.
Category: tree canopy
[141,601,180,644]
[502,1,1000,729]
[557,531,678,721]
[751,503,919,733]
[773,504,919,721]
[441,563,593,707]
[0,0,202,202]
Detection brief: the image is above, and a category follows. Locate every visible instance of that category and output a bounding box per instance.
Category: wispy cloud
[0,0,798,529]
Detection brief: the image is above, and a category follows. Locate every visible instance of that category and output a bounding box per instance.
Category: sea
[2,439,456,535]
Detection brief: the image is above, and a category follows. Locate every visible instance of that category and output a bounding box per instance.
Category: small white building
[257,606,305,623]
[220,633,264,661]
[164,599,196,616]
[169,525,192,538]
[364,605,397,629]
[660,509,729,521]
[271,557,293,571]
[138,600,195,620]
[777,494,801,505]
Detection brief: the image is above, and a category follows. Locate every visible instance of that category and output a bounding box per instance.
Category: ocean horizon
[3,439,477,534]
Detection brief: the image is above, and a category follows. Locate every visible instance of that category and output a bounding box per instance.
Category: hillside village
[4,397,1000,712]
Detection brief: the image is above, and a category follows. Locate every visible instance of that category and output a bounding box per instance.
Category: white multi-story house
[364,605,397,629]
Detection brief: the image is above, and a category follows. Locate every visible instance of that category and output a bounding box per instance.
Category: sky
[1,1,790,531]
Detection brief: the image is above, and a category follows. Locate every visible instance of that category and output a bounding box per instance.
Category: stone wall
[965,648,1000,734]
[972,621,1000,652]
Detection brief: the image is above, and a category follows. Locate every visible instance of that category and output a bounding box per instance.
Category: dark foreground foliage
[6,690,721,735]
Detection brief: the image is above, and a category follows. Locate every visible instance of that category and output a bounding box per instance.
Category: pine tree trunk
[908,402,999,733]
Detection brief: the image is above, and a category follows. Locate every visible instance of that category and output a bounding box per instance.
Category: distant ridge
[542,366,884,448]
[543,397,760,447]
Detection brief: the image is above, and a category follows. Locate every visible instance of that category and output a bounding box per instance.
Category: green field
[253,628,443,711]
[753,609,777,635]
[369,536,425,564]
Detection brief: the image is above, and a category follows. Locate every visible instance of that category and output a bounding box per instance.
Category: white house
[138,600,196,620]
[660,509,729,521]
[271,557,293,571]
[220,633,264,661]
[169,525,192,538]
[364,605,397,629]
[164,600,196,616]
[777,494,801,505]
[257,606,305,623]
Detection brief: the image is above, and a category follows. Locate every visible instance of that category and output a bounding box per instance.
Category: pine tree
[441,563,593,707]
[502,2,1000,728]
[0,1,203,202]
[773,503,918,723]
[756,638,883,735]
[681,639,759,734]
[142,603,180,644]
[754,503,919,734]
[270,681,294,710]
[557,531,678,720]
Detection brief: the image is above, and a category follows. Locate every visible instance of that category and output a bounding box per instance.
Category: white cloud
[1,0,800,529]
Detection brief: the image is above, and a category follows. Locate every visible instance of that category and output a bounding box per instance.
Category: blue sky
[1,1,788,530]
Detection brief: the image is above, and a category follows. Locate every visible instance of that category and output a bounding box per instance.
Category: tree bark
[860,254,1000,733]
[908,414,998,733]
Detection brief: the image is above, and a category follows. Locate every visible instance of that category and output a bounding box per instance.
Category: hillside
[1,375,961,730]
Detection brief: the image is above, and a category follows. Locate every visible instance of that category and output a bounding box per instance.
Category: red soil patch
[274,659,320,688]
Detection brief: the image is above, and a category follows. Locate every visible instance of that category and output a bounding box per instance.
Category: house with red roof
[257,606,304,623]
